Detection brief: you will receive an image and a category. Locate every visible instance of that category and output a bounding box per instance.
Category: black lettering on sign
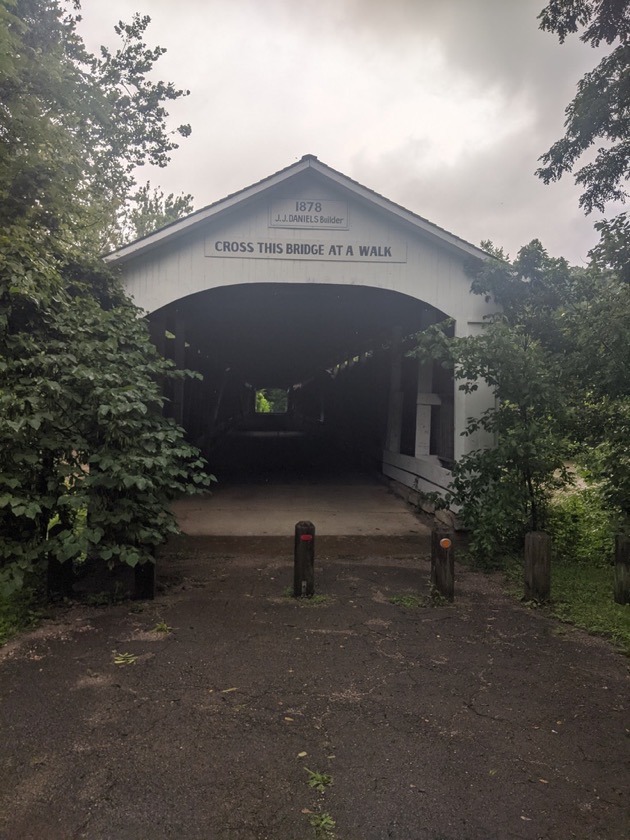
[258,242,284,254]
[358,245,393,257]
[215,240,254,253]
[295,201,322,212]
[286,243,324,255]
[209,240,402,260]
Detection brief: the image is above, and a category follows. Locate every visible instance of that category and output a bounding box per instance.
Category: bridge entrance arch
[106,155,495,496]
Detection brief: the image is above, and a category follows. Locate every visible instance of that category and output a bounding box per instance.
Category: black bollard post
[294,520,315,598]
[134,560,156,600]
[431,529,455,601]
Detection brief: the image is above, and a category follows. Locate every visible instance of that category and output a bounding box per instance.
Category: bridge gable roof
[105,154,489,265]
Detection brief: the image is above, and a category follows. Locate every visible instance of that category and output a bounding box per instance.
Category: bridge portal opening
[148,282,454,484]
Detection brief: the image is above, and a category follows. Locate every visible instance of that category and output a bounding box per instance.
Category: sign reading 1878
[269,199,348,230]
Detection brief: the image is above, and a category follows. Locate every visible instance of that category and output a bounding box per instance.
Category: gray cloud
[78,0,609,264]
[352,134,601,261]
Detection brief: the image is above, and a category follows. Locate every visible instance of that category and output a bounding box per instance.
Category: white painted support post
[385,326,403,454]
[453,320,496,462]
[415,357,441,458]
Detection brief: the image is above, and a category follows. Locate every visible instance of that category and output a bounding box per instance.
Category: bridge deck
[172,472,429,537]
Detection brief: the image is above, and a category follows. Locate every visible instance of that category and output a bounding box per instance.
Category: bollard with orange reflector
[294,520,315,597]
[431,529,455,601]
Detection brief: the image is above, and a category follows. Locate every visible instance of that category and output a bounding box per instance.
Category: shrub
[546,486,615,566]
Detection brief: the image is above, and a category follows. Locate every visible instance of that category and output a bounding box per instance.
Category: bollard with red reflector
[431,529,455,601]
[294,520,315,597]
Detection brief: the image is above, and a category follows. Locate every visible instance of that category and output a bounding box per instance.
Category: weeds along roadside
[463,484,630,656]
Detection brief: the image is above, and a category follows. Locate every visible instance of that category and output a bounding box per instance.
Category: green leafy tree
[536,1,630,534]
[118,182,194,245]
[537,0,630,212]
[552,261,630,525]
[0,263,210,591]
[417,246,572,562]
[255,390,272,413]
[0,0,191,249]
[450,324,570,561]
[255,388,289,413]
[0,0,211,594]
[439,235,630,560]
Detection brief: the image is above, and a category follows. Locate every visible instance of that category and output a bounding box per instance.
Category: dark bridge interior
[148,283,454,479]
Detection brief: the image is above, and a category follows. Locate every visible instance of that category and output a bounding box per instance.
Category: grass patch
[445,485,629,651]
[547,486,614,566]
[282,586,333,605]
[309,812,336,839]
[389,591,449,608]
[305,767,333,793]
[389,593,429,608]
[550,562,630,654]
[501,553,630,654]
[305,594,333,606]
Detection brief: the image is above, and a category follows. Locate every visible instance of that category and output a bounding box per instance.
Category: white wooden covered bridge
[105,155,494,496]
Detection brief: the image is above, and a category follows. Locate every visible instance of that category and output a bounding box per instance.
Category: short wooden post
[294,520,315,598]
[431,529,454,601]
[47,557,75,598]
[134,560,156,600]
[524,531,551,602]
[613,534,630,605]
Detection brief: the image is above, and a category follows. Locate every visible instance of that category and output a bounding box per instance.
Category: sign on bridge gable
[106,155,492,325]
[204,183,409,264]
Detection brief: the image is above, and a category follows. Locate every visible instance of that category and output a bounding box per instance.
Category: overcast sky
[79,0,609,265]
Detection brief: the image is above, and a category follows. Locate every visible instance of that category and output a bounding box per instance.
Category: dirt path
[1,535,629,840]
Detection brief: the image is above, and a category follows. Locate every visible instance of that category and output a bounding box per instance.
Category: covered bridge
[105,155,495,496]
